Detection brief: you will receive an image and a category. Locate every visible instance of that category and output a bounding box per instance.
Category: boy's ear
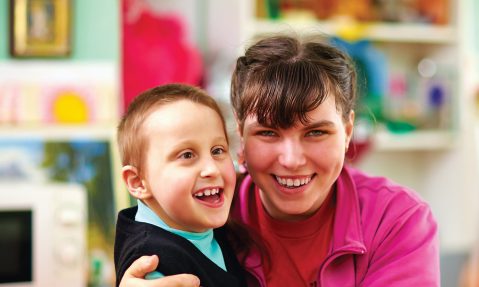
[121,165,152,200]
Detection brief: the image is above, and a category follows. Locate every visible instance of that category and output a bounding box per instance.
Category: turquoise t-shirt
[135,200,227,279]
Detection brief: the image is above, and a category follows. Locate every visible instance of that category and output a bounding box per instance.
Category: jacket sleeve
[359,203,440,287]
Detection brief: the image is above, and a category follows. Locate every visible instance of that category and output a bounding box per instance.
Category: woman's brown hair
[231,34,357,131]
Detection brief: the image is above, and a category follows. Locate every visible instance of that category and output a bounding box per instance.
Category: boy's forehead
[143,101,224,132]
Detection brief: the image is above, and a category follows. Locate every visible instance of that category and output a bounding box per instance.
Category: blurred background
[1,0,479,286]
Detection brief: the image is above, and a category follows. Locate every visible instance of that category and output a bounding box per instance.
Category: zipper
[318,246,366,286]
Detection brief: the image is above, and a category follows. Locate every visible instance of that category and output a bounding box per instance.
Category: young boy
[114,84,246,287]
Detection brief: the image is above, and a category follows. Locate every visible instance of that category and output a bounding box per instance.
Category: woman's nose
[200,157,220,178]
[278,140,306,170]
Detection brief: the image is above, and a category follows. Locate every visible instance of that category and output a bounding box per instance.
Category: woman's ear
[121,165,151,200]
[345,110,355,148]
[234,117,247,173]
[234,112,243,137]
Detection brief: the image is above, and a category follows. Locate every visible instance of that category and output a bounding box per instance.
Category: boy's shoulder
[115,206,196,255]
[114,206,201,284]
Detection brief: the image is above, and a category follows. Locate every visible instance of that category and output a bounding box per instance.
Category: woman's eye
[306,130,326,137]
[179,151,195,159]
[258,130,276,137]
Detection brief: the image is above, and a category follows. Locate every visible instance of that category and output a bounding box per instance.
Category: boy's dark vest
[114,206,246,287]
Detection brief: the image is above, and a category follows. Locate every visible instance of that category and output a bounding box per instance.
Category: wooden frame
[10,0,71,57]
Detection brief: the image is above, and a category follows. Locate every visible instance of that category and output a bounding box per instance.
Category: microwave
[0,182,87,287]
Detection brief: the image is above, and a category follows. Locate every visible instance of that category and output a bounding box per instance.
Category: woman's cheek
[244,139,273,168]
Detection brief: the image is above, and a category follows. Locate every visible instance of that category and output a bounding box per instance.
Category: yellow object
[334,18,370,42]
[52,91,89,123]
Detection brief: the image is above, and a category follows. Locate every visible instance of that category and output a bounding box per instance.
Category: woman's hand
[119,255,201,287]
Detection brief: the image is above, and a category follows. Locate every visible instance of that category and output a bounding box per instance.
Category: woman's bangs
[248,62,330,128]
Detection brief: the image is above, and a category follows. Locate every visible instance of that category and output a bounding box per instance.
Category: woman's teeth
[275,176,311,187]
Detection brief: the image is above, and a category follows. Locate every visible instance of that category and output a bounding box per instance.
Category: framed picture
[9,0,71,57]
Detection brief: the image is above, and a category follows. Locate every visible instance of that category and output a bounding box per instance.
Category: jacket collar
[331,166,366,254]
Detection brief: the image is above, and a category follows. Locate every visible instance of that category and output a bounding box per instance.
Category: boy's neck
[140,198,211,234]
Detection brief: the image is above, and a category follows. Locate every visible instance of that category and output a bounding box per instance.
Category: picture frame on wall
[9,0,72,57]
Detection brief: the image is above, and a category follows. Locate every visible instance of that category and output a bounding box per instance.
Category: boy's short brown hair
[117,83,227,175]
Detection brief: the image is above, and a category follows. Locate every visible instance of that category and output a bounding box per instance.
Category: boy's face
[142,100,235,232]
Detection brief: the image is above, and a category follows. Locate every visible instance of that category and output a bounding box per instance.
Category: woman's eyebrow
[303,120,336,130]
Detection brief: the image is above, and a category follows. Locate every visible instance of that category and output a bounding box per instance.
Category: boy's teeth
[275,176,311,187]
[194,188,219,197]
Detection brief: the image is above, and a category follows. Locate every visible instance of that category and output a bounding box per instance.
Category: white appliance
[0,183,87,287]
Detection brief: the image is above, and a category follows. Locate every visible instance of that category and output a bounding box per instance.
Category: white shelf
[253,20,456,44]
[372,129,455,151]
[0,125,117,140]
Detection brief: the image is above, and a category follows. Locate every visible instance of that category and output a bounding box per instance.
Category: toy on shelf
[45,87,94,124]
[259,0,449,24]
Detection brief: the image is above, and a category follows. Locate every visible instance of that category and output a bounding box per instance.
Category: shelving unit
[372,129,456,151]
[252,20,457,44]
[0,125,116,140]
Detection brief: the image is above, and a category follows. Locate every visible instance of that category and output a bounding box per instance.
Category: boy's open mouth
[193,188,222,204]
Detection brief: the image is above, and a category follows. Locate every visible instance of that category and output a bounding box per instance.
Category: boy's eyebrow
[170,136,228,150]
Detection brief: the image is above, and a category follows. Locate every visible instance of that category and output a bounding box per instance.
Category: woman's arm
[359,204,439,286]
[119,255,201,287]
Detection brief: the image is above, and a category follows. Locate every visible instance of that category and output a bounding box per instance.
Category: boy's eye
[212,147,226,155]
[179,151,195,159]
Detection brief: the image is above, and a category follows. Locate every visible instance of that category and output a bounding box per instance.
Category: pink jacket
[233,166,440,286]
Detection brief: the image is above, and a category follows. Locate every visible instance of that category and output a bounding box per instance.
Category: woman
[119,34,440,287]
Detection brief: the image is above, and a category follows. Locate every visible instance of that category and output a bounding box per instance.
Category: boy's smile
[193,186,225,207]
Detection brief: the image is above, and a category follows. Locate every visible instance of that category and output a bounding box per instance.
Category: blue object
[330,37,388,120]
[429,84,445,108]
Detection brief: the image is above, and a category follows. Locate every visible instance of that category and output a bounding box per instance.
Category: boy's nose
[200,157,220,177]
[278,140,306,170]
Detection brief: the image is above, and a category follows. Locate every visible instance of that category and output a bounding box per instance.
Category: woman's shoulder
[344,165,428,208]
[342,166,437,247]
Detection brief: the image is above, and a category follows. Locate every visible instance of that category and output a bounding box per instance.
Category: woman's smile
[274,174,314,188]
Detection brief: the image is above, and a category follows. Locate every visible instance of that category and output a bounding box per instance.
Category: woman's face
[240,95,354,221]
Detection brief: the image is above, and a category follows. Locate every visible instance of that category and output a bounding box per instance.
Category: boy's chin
[205,216,229,230]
